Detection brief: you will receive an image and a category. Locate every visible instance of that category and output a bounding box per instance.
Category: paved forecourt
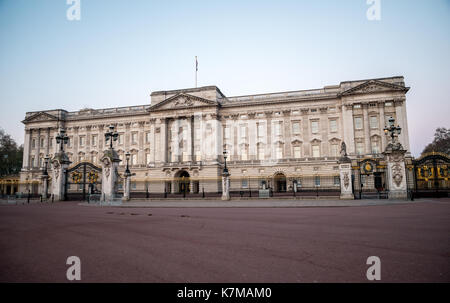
[0,198,448,282]
[79,198,431,208]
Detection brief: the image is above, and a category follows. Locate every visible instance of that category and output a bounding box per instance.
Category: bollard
[40,195,42,203]
[202,187,205,198]
[146,188,149,199]
[51,194,54,203]
[27,191,30,204]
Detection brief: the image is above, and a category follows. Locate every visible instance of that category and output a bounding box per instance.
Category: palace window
[330,144,339,157]
[334,176,340,186]
[274,122,282,137]
[292,122,301,135]
[241,145,248,161]
[314,176,321,186]
[40,138,44,148]
[146,153,151,164]
[356,142,364,155]
[79,136,85,147]
[311,121,319,134]
[371,140,380,154]
[131,133,138,145]
[258,145,265,160]
[354,117,363,130]
[329,120,338,133]
[131,154,137,166]
[182,151,189,162]
[240,125,247,139]
[224,127,231,139]
[91,135,97,146]
[276,145,283,160]
[146,132,151,144]
[92,155,97,163]
[31,139,36,149]
[257,123,265,139]
[293,146,301,158]
[370,116,378,129]
[312,145,320,158]
[241,178,248,189]
[118,134,124,145]
[195,145,201,161]
[49,138,53,148]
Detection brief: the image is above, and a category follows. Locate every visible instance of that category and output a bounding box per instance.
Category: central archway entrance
[274,173,287,192]
[175,170,190,194]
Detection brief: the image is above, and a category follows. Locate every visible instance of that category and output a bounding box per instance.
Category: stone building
[19,76,412,196]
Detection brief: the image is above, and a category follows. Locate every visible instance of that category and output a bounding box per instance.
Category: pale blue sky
[0,0,449,156]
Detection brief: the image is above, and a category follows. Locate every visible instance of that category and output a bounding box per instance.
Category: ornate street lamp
[125,151,131,175]
[223,149,229,175]
[105,124,119,149]
[42,155,50,176]
[383,117,402,149]
[55,128,69,152]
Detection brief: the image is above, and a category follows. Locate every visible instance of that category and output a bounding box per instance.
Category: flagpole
[195,56,198,88]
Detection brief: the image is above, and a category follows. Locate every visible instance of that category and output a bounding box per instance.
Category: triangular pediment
[147,93,218,111]
[22,112,58,124]
[340,80,410,96]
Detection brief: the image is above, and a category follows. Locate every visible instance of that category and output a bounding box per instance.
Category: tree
[421,127,450,156]
[0,128,23,176]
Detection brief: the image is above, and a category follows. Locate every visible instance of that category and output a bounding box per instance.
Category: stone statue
[339,141,351,163]
[340,142,347,157]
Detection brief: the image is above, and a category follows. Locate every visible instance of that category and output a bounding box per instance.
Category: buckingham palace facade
[19,76,412,195]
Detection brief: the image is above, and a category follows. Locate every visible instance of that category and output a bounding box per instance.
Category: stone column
[138,121,145,164]
[36,128,41,168]
[149,119,156,163]
[384,149,407,199]
[282,110,292,158]
[248,113,257,160]
[122,173,131,201]
[395,99,410,153]
[163,118,168,163]
[41,175,49,200]
[221,172,230,201]
[73,126,79,162]
[362,104,370,154]
[45,128,50,156]
[213,114,221,162]
[190,115,195,162]
[100,149,121,202]
[265,111,273,160]
[339,156,354,200]
[342,104,355,154]
[378,102,386,151]
[232,114,239,161]
[23,129,31,169]
[50,153,71,201]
